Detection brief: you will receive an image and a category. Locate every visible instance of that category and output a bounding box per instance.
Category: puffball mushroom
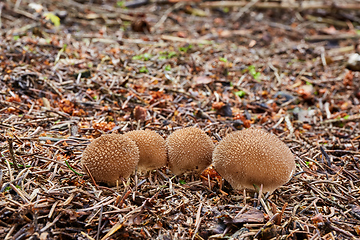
[123,130,167,172]
[81,134,139,186]
[212,128,295,192]
[166,127,215,175]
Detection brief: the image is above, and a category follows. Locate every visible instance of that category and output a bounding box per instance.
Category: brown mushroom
[81,134,139,186]
[212,128,295,192]
[123,129,167,172]
[166,127,215,175]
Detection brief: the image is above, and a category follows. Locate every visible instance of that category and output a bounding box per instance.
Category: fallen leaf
[194,76,213,85]
[133,106,147,121]
[343,70,353,86]
[224,207,264,224]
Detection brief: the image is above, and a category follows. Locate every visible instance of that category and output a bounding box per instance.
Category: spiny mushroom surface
[123,129,167,172]
[212,128,295,192]
[166,127,215,175]
[81,134,139,186]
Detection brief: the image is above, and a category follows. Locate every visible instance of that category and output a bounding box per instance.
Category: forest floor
[1,0,360,239]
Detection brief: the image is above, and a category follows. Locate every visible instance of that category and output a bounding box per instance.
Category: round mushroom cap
[212,128,295,192]
[166,127,215,175]
[81,134,139,186]
[123,130,167,172]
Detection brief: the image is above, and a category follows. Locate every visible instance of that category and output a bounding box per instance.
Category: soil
[1,0,360,239]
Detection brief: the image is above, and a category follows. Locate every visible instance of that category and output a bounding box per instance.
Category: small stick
[233,0,259,21]
[154,2,185,31]
[7,138,19,170]
[192,202,203,240]
[83,164,98,189]
[243,189,246,206]
[257,184,263,206]
[96,205,103,240]
[118,187,132,208]
[234,204,248,219]
[319,146,332,168]
[320,114,360,125]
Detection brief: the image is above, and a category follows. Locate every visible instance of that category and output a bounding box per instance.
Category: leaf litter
[0,0,360,239]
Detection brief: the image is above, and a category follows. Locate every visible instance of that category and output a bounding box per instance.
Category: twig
[83,164,98,189]
[154,2,185,32]
[40,212,64,233]
[192,202,203,240]
[81,232,96,240]
[200,1,360,10]
[12,8,37,20]
[9,183,30,204]
[0,3,3,29]
[0,169,2,188]
[320,114,360,125]
[305,34,360,42]
[330,224,356,238]
[100,218,127,240]
[7,138,19,170]
[161,35,212,44]
[97,205,103,240]
[232,0,259,22]
[319,146,332,168]
[117,189,132,208]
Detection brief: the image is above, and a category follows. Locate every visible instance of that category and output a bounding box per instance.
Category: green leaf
[249,68,257,76]
[132,53,152,61]
[219,57,227,62]
[159,51,176,60]
[165,65,171,71]
[116,1,125,7]
[179,44,192,53]
[13,35,20,41]
[253,72,261,80]
[143,53,151,61]
[179,179,186,184]
[343,115,350,120]
[132,55,143,60]
[247,65,261,80]
[167,51,177,58]
[44,12,60,27]
[139,66,148,73]
[234,90,246,98]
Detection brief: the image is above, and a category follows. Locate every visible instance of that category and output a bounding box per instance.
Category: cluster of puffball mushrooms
[81,127,296,193]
